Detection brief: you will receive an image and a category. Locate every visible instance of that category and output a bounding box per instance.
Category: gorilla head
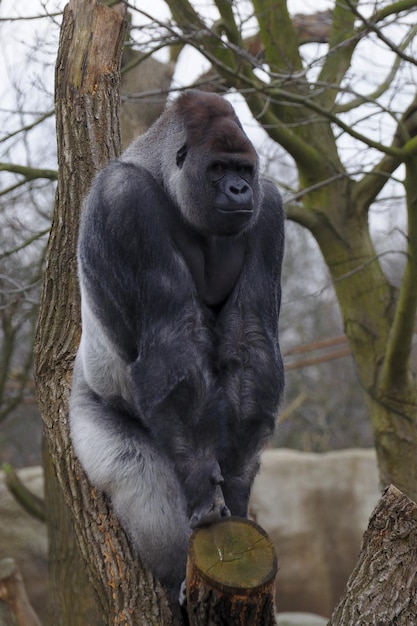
[169,91,261,235]
[124,90,261,237]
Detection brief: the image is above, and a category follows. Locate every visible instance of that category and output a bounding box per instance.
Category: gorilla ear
[176,144,187,168]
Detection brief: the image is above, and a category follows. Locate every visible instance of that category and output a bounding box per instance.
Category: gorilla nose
[229,180,249,194]
[225,181,253,209]
[228,180,250,195]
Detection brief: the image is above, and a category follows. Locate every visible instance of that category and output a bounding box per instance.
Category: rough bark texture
[33,1,181,624]
[329,485,417,625]
[187,518,277,626]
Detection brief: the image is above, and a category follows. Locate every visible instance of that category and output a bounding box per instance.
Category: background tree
[131,0,417,499]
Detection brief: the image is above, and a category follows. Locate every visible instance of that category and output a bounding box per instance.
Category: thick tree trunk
[310,191,417,502]
[367,391,417,501]
[33,1,181,624]
[329,485,417,625]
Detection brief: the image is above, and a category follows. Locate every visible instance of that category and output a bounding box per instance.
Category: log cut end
[186,517,277,625]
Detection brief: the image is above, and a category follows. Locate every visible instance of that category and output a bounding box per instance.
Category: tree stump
[186,517,277,625]
[329,485,417,625]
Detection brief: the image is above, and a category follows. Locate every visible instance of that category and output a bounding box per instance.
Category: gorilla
[69,89,284,600]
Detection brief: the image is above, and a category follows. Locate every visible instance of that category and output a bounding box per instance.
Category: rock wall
[250,448,380,616]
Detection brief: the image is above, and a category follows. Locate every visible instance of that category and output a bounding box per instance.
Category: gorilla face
[169,93,261,236]
[175,147,260,236]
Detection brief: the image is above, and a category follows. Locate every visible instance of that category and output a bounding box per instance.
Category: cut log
[329,485,417,625]
[186,517,277,625]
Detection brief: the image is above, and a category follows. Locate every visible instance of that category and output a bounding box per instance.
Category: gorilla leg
[69,359,190,599]
[130,369,231,531]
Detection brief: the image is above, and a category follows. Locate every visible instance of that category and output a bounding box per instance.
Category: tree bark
[33,1,181,624]
[329,485,417,625]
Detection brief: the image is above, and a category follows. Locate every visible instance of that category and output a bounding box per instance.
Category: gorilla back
[69,89,284,600]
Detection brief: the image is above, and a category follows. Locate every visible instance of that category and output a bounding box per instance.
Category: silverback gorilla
[69,90,284,600]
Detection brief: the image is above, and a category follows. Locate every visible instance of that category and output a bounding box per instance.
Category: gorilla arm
[77,160,212,410]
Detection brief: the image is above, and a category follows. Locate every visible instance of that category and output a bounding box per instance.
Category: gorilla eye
[237,164,254,176]
[210,162,226,176]
[176,145,187,168]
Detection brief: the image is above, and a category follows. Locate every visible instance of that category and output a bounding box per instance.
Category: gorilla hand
[182,459,231,529]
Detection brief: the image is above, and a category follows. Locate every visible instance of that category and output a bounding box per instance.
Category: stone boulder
[250,448,380,617]
[277,613,327,626]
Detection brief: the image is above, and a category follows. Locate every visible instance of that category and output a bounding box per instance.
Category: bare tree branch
[0,163,58,181]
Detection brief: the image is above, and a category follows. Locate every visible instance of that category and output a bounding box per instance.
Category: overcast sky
[0,0,414,186]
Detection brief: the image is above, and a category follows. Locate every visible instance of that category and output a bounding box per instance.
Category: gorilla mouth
[219,206,253,213]
[215,193,253,214]
[218,206,253,214]
[216,207,254,234]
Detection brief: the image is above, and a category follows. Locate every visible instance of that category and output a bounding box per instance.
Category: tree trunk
[186,518,277,625]
[329,485,417,625]
[33,1,181,624]
[43,447,102,626]
[312,200,417,502]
